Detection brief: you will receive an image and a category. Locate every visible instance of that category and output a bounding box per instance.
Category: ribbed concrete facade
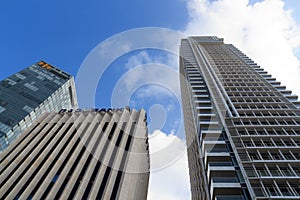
[180,36,300,200]
[0,108,149,200]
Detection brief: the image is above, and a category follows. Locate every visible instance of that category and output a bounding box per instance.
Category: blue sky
[1,1,300,199]
[0,0,188,80]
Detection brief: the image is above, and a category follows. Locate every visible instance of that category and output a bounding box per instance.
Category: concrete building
[0,61,78,151]
[180,36,300,200]
[0,108,149,200]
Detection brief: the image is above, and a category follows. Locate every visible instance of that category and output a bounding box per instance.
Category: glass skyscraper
[180,36,300,199]
[0,61,78,151]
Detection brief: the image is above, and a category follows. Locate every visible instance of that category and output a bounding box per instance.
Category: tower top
[188,36,224,43]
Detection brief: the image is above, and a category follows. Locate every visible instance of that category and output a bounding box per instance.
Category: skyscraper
[180,36,300,200]
[0,108,150,200]
[0,61,78,151]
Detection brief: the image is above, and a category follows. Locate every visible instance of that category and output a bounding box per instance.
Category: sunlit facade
[0,108,150,200]
[180,36,300,200]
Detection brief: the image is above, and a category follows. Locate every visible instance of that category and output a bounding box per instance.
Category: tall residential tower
[0,61,78,151]
[180,37,300,200]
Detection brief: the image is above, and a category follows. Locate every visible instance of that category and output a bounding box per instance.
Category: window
[248,131,256,135]
[283,140,294,146]
[271,153,283,160]
[276,130,285,135]
[239,130,247,135]
[249,153,260,160]
[15,73,26,80]
[265,183,280,196]
[268,167,281,176]
[244,141,253,147]
[256,167,268,176]
[278,183,293,196]
[293,153,300,159]
[24,82,39,92]
[263,141,274,146]
[289,183,300,196]
[292,167,300,176]
[280,167,294,176]
[274,140,284,146]
[23,105,33,113]
[267,130,276,135]
[283,152,294,160]
[260,153,271,160]
[254,140,263,147]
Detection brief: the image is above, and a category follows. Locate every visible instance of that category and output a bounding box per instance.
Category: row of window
[226,87,272,92]
[221,74,263,79]
[216,70,256,77]
[246,164,300,178]
[223,82,268,87]
[242,138,299,148]
[240,150,300,161]
[236,127,299,136]
[233,118,300,126]
[252,181,300,197]
[234,103,289,110]
[238,110,297,117]
[231,97,282,103]
[228,91,277,97]
[221,78,266,83]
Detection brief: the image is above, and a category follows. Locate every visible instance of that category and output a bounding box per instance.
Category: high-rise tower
[180,36,300,200]
[0,61,78,151]
[0,108,150,200]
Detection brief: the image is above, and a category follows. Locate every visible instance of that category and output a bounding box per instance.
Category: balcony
[210,177,242,200]
[204,152,231,168]
[215,195,245,200]
[207,165,236,181]
[202,140,226,153]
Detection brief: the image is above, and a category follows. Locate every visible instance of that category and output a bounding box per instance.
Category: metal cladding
[0,108,150,200]
[0,61,78,151]
[180,36,300,200]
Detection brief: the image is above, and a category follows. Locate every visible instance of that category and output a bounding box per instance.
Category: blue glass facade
[0,61,78,151]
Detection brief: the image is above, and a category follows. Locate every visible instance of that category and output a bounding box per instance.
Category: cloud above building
[184,0,300,95]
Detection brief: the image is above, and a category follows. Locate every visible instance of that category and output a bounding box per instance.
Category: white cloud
[184,0,300,96]
[133,85,174,100]
[123,51,180,95]
[126,51,153,69]
[111,51,182,109]
[148,130,191,200]
[125,50,179,72]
